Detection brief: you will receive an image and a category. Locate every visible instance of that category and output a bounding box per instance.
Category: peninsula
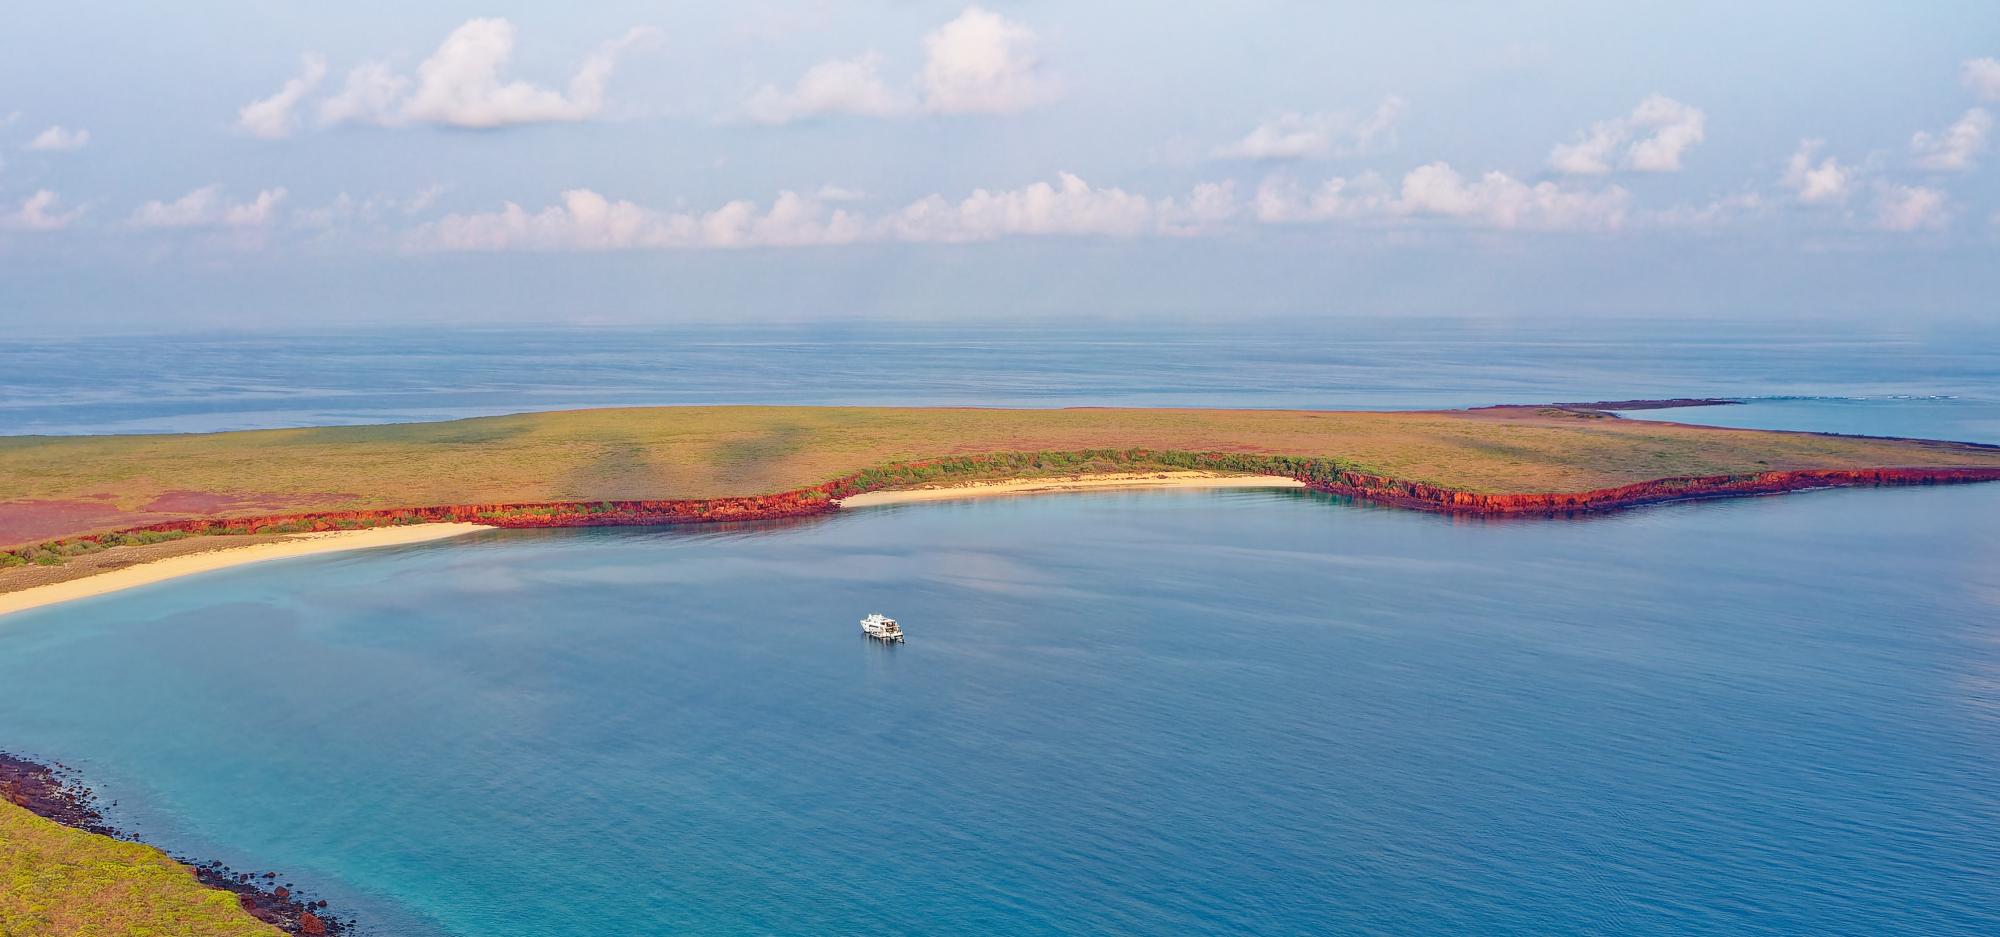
[5,404,1999,603]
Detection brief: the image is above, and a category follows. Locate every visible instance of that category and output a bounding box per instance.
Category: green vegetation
[0,800,279,936]
[4,405,1999,549]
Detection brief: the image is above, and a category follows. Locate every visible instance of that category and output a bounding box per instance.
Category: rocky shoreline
[12,453,2000,560]
[0,751,349,936]
[1304,465,2000,515]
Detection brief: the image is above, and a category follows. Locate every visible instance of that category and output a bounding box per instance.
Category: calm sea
[1,320,1997,935]
[1,319,1996,441]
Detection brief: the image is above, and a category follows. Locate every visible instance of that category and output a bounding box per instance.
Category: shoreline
[0,523,485,619]
[836,471,1306,507]
[1,751,348,935]
[5,460,1999,622]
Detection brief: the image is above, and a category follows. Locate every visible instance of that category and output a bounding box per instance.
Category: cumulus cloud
[238,20,657,135]
[919,6,1055,115]
[745,7,1054,123]
[130,185,288,228]
[1910,108,1991,171]
[1965,57,2000,101]
[409,174,1234,251]
[24,125,89,152]
[2,190,82,230]
[743,53,914,124]
[397,20,661,128]
[237,54,328,139]
[318,62,411,128]
[1779,139,1854,204]
[1258,163,1629,231]
[412,188,866,251]
[1871,183,1948,231]
[1548,95,1705,174]
[418,159,1651,252]
[1215,96,1407,160]
[886,173,1230,240]
[1397,162,1630,229]
[1252,174,1391,222]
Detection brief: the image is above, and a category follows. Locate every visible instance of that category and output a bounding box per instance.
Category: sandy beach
[0,523,488,619]
[837,471,1306,508]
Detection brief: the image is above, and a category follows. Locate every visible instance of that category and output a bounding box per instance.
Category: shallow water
[3,320,1997,934]
[3,485,1998,935]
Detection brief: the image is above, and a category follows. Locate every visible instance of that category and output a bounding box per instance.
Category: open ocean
[2,319,1997,935]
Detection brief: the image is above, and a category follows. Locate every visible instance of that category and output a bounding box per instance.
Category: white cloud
[739,7,1054,124]
[1623,96,1706,171]
[1910,108,1991,171]
[398,20,661,128]
[920,6,1055,115]
[1871,183,1948,232]
[1549,95,1705,174]
[1397,162,1629,229]
[240,20,657,135]
[744,53,914,124]
[886,173,1212,241]
[1252,174,1391,222]
[318,62,411,128]
[24,125,89,152]
[130,184,288,228]
[2,190,82,230]
[1547,122,1623,176]
[1965,57,2000,101]
[412,187,866,251]
[1215,96,1407,160]
[1779,139,1854,204]
[409,174,1234,251]
[237,54,328,139]
[1259,163,1628,230]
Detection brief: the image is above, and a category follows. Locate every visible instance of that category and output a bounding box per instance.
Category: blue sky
[1,1,1996,331]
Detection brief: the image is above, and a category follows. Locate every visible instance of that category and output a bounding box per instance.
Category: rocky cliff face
[1306,466,2000,515]
[41,457,2000,547]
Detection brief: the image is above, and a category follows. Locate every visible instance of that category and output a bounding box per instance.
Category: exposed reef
[1548,398,1742,411]
[1,751,348,936]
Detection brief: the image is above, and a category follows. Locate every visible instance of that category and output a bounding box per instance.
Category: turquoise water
[3,322,1998,933]
[3,485,1999,935]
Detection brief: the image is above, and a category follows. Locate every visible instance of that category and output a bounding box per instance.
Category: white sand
[0,523,488,619]
[837,471,1305,508]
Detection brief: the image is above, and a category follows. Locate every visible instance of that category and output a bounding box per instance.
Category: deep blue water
[1,487,1998,935]
[3,321,1999,935]
[2,320,1997,442]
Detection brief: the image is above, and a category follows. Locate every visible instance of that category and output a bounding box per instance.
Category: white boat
[860,613,905,643]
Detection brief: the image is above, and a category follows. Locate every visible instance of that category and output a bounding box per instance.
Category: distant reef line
[11,450,2000,565]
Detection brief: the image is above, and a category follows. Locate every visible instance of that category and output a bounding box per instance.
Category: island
[4,403,2000,935]
[7,403,2000,600]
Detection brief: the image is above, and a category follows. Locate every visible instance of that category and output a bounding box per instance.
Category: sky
[1,1,1997,332]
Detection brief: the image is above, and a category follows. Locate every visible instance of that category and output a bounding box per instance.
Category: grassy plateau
[4,404,2000,553]
[0,800,280,937]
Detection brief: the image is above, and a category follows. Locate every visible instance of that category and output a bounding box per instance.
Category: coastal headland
[6,403,2000,598]
[2,753,343,936]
